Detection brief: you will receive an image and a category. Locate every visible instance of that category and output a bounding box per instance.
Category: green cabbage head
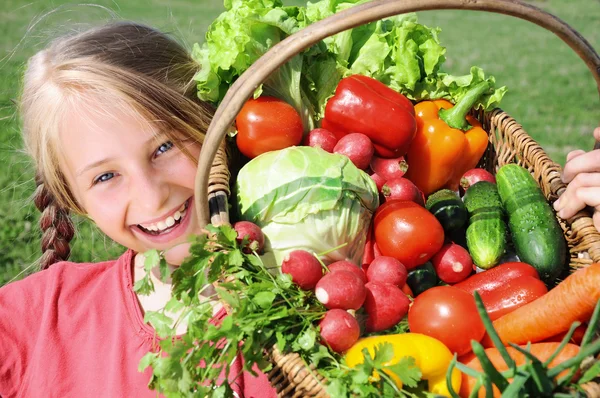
[235,146,379,268]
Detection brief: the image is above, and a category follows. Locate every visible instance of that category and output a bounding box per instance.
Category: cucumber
[463,181,507,269]
[425,189,468,232]
[406,262,438,296]
[496,164,567,282]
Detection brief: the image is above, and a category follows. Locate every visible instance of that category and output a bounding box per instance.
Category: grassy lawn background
[0,0,598,285]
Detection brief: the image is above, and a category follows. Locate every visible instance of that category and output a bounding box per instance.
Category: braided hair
[33,175,75,270]
[20,22,215,268]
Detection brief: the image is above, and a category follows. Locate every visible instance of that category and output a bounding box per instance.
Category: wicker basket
[198,0,600,396]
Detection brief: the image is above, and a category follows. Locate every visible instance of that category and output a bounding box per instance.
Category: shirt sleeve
[0,271,49,397]
[241,357,278,398]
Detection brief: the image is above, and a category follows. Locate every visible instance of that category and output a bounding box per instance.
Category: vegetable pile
[136,0,600,397]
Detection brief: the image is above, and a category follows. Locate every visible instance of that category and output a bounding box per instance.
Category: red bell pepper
[322,75,417,158]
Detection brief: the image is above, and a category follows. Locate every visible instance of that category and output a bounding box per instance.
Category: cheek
[77,180,130,232]
[167,148,200,189]
[85,195,128,233]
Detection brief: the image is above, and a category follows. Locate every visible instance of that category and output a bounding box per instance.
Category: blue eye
[93,172,115,185]
[155,141,174,157]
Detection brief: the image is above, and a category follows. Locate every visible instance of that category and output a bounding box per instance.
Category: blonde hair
[20,22,215,269]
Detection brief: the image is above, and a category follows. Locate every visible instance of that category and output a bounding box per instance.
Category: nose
[129,165,170,215]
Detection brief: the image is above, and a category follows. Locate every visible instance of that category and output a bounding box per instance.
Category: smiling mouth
[137,199,190,236]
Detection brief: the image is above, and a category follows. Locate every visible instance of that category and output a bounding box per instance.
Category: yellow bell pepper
[344,333,461,396]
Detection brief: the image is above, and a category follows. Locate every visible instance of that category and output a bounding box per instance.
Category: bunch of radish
[303,127,426,207]
[280,249,411,353]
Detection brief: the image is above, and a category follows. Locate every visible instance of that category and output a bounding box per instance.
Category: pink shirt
[0,250,277,397]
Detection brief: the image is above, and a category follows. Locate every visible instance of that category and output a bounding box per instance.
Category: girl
[0,21,276,397]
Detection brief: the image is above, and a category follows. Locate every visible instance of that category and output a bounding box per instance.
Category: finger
[594,127,600,143]
[555,172,600,213]
[562,150,600,183]
[163,242,192,266]
[555,181,590,219]
[566,149,585,163]
[558,186,600,220]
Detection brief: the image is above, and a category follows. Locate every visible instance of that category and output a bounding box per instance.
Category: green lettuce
[298,5,505,117]
[193,0,506,129]
[191,0,315,129]
[235,146,379,268]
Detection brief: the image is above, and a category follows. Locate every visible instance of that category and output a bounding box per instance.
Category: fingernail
[553,199,560,210]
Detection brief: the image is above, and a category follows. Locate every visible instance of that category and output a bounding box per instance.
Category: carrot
[544,324,588,345]
[459,343,580,398]
[482,263,600,347]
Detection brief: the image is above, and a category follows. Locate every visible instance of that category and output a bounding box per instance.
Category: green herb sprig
[135,225,422,397]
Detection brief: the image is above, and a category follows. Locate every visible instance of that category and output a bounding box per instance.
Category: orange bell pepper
[405,82,490,196]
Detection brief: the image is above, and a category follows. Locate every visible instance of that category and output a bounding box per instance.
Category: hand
[554,127,600,232]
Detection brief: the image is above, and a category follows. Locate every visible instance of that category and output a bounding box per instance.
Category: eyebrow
[75,133,166,177]
[76,157,115,177]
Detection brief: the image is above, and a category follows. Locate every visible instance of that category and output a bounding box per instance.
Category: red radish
[364,282,410,332]
[315,270,367,310]
[302,128,338,153]
[333,133,374,170]
[460,168,496,195]
[234,221,265,253]
[281,250,323,290]
[366,256,407,288]
[369,172,387,192]
[381,178,425,206]
[431,243,473,284]
[319,309,360,353]
[328,260,367,284]
[370,155,408,180]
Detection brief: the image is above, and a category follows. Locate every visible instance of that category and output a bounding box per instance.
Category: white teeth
[138,199,189,233]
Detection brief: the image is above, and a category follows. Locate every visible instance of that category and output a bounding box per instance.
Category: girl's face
[59,101,203,255]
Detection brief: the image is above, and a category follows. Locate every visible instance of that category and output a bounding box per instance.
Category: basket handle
[194,0,600,227]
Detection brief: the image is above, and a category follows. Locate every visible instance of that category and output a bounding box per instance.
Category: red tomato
[408,286,485,356]
[236,96,304,158]
[481,276,548,321]
[373,200,444,270]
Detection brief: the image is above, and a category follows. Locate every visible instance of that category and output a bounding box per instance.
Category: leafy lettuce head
[235,146,379,268]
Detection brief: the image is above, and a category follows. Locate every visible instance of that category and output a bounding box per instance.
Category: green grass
[0,0,598,285]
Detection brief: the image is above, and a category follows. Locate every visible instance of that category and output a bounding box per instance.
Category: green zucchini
[406,262,438,296]
[496,164,567,282]
[463,181,507,269]
[425,189,468,232]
